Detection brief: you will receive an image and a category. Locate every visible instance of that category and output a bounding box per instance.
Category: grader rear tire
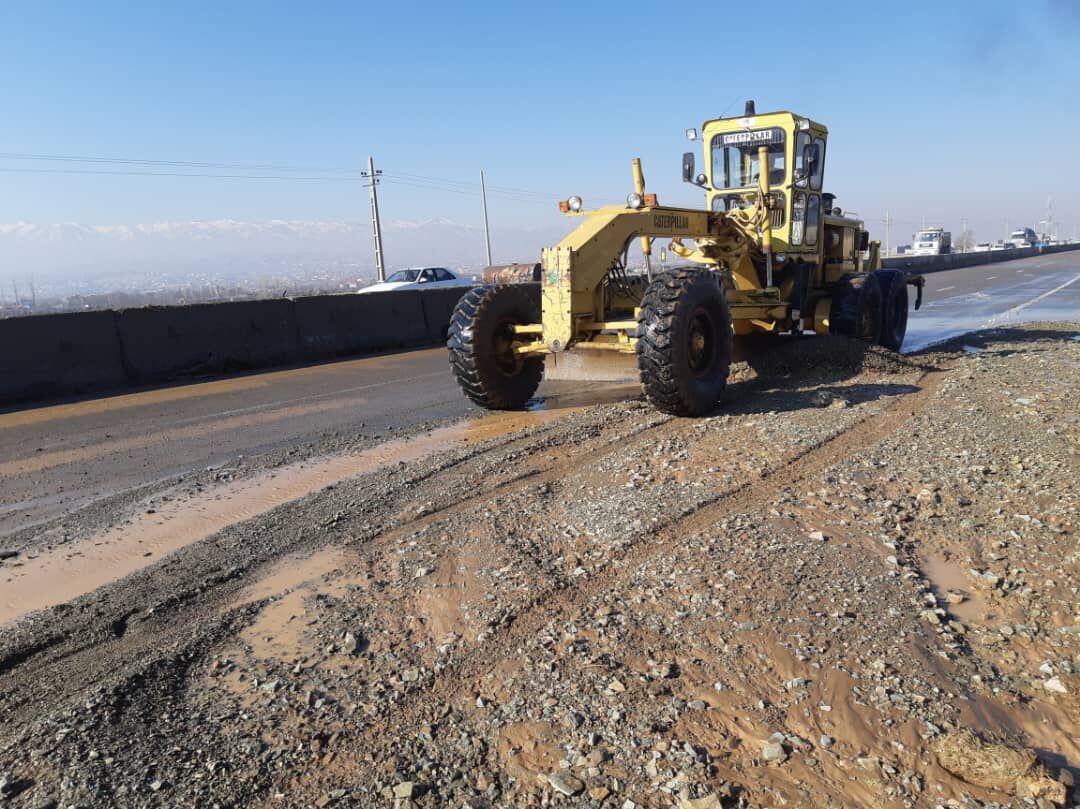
[447,285,544,410]
[829,272,883,343]
[637,268,733,417]
[875,269,909,351]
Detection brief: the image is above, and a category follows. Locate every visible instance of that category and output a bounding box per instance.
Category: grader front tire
[447,285,544,410]
[636,268,733,417]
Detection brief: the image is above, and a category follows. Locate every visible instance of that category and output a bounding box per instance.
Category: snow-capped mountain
[0,217,571,279]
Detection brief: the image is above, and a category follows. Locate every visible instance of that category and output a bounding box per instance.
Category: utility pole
[29,278,36,309]
[480,170,493,267]
[883,211,893,256]
[361,156,386,282]
[960,217,968,253]
[11,281,19,306]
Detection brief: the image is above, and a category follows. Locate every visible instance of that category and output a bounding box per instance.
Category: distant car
[357,267,476,294]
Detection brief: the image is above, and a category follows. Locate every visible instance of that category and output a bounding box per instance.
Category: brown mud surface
[0,325,1077,809]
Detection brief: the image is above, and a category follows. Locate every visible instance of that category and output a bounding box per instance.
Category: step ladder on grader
[448,101,925,416]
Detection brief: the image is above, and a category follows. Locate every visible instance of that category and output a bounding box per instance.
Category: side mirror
[859,230,870,251]
[682,152,695,184]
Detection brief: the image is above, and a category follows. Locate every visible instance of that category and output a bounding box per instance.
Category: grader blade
[543,350,638,383]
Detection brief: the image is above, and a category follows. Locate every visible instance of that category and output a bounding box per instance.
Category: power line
[0,159,559,202]
[0,151,363,174]
[0,166,359,181]
[0,152,558,197]
[382,170,554,198]
[0,165,559,207]
[380,176,553,204]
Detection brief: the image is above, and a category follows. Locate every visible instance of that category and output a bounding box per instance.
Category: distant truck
[1008,228,1037,248]
[909,227,952,256]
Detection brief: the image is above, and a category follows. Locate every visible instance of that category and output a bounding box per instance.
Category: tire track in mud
[319,361,953,788]
[0,401,678,727]
[0,352,943,794]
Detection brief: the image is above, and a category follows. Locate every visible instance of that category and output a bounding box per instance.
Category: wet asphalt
[906,250,1080,351]
[0,249,1075,540]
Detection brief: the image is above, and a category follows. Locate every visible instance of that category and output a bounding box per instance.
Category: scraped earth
[1,324,1077,809]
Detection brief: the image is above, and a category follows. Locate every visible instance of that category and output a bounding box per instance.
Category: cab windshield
[710,128,786,189]
[915,232,941,242]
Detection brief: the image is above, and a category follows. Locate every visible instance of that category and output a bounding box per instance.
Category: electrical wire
[0,151,363,174]
[382,170,555,199]
[0,152,563,206]
[0,166,358,181]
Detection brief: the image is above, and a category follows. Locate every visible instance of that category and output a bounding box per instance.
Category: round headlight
[627,192,643,209]
[568,195,583,212]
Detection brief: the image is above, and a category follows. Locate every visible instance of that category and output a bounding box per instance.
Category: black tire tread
[874,269,909,352]
[829,272,883,343]
[636,267,732,416]
[447,285,543,410]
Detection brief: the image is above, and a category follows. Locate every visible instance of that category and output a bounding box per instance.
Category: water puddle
[920,553,988,625]
[0,394,629,627]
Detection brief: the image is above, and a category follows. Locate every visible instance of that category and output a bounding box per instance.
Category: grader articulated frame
[449,101,924,416]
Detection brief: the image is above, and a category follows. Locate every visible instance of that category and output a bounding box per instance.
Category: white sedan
[357,267,476,294]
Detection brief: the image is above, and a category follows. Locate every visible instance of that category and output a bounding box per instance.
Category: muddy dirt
[0,324,1077,809]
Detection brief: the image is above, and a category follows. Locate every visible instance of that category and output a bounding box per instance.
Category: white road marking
[937,285,955,292]
[985,275,996,280]
[986,273,1080,325]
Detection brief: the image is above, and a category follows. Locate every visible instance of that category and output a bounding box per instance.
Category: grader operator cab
[449,101,925,416]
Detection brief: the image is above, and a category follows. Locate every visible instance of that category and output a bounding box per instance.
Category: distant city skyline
[1,0,1077,275]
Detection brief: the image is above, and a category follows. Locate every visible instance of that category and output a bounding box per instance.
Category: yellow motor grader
[449,101,924,416]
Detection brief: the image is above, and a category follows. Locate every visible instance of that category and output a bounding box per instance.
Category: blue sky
[1,0,1078,245]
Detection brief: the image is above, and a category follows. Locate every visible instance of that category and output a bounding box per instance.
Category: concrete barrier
[419,286,473,344]
[3,245,1077,406]
[883,246,1037,273]
[294,290,431,359]
[0,310,126,402]
[116,299,299,382]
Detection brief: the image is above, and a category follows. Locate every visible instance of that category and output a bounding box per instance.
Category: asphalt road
[905,249,1079,350]
[1,250,1076,540]
[0,349,474,537]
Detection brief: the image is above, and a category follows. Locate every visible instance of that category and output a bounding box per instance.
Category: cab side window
[794,133,826,191]
[810,138,825,190]
[434,269,454,281]
[795,132,810,186]
[805,194,821,246]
